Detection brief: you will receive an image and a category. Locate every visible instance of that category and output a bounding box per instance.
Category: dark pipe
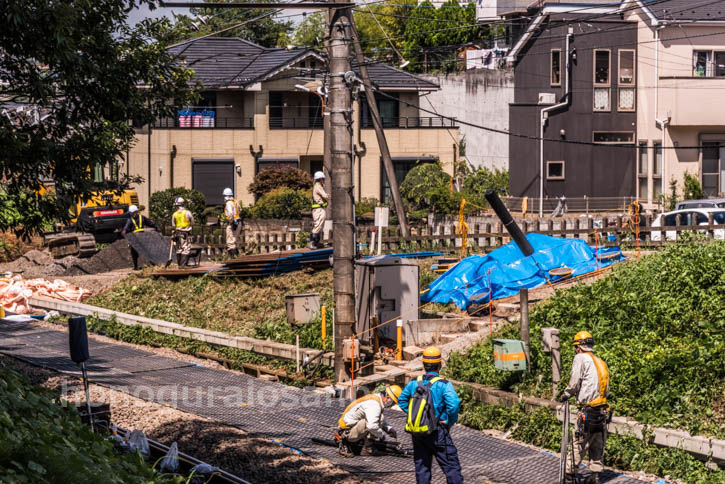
[170,145,177,188]
[485,189,534,257]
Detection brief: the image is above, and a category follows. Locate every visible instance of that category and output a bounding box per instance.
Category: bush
[462,167,509,208]
[248,167,313,199]
[400,161,450,212]
[251,187,310,220]
[683,171,704,200]
[149,187,206,226]
[355,197,379,218]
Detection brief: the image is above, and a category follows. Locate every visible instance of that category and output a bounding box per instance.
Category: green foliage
[683,171,704,200]
[0,364,175,483]
[665,178,679,211]
[292,12,326,48]
[353,0,417,59]
[0,187,56,234]
[248,167,313,199]
[462,167,509,201]
[254,315,333,352]
[355,197,380,218]
[149,187,206,226]
[446,241,725,438]
[251,187,310,220]
[1,1,195,236]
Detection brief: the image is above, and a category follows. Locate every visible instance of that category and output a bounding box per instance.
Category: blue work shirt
[398,372,460,426]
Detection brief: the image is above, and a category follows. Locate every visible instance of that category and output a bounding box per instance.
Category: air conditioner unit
[538,93,556,105]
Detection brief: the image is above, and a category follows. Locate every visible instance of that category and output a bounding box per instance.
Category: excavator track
[44,232,98,259]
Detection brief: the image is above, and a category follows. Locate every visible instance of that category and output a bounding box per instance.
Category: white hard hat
[314,171,325,181]
[128,205,138,213]
[223,187,233,197]
[175,197,185,205]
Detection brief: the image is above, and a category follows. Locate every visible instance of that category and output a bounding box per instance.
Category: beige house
[623,0,725,208]
[126,37,458,210]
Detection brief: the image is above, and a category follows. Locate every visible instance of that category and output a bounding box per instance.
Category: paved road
[0,317,645,484]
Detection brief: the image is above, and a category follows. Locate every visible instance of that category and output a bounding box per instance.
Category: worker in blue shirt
[398,346,463,484]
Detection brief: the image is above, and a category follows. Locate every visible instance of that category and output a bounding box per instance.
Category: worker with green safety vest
[309,171,328,249]
[121,205,158,270]
[560,331,611,484]
[171,197,194,268]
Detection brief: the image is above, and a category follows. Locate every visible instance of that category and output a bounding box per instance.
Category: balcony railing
[152,117,254,129]
[361,116,458,129]
[269,116,324,129]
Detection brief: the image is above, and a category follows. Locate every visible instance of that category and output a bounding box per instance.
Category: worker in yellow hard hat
[560,331,611,484]
[398,346,463,484]
[335,384,402,457]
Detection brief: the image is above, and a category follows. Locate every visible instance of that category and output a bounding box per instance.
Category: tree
[292,12,326,48]
[165,1,293,48]
[353,0,416,59]
[149,187,206,226]
[1,0,195,237]
[248,167,313,199]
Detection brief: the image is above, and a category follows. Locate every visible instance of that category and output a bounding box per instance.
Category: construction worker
[560,331,611,484]
[335,384,402,457]
[222,187,241,257]
[398,346,463,484]
[310,171,328,249]
[121,205,158,270]
[171,197,194,268]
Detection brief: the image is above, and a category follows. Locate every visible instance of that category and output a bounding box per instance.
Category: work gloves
[387,427,397,439]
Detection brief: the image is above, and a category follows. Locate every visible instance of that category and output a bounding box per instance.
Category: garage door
[192,158,234,205]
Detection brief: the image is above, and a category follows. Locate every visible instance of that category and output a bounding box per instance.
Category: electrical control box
[342,338,360,362]
[541,328,561,353]
[493,339,527,371]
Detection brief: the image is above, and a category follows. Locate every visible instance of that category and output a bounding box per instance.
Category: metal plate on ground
[124,230,171,265]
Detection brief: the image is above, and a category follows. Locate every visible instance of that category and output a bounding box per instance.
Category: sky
[126,2,180,25]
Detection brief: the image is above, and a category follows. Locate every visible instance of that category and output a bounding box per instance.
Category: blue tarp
[421,233,623,309]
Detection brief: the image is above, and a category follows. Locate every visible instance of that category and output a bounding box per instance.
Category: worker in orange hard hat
[335,384,402,457]
[560,331,611,484]
[398,346,463,484]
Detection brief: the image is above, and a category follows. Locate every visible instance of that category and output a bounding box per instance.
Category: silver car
[650,208,725,241]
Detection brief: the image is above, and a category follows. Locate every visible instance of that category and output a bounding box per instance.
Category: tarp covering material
[124,231,171,265]
[421,233,623,309]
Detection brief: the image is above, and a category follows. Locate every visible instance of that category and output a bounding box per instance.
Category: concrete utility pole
[328,3,355,383]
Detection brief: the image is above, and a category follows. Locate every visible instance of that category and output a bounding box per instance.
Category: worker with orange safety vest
[171,197,194,268]
[335,384,402,457]
[221,187,241,257]
[121,205,158,270]
[560,331,611,484]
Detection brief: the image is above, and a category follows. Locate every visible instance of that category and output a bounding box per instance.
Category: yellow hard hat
[422,346,442,364]
[385,384,402,403]
[573,331,594,346]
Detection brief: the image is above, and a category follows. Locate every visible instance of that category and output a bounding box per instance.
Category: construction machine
[43,189,140,258]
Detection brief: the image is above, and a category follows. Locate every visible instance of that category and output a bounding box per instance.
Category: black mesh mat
[124,231,171,265]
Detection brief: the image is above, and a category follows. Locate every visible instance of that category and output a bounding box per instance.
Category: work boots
[360,437,380,456]
[308,233,319,249]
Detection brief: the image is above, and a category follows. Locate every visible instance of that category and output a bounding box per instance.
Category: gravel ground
[1,355,358,484]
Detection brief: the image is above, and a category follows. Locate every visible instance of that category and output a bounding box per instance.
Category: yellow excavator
[42,188,140,258]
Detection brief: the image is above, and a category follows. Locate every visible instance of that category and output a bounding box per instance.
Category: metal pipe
[170,145,177,189]
[485,189,534,256]
[654,25,669,206]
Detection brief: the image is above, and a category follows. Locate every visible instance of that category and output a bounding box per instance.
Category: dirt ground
[2,355,358,484]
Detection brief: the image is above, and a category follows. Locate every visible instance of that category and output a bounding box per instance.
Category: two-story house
[126,37,458,209]
[622,0,725,208]
[500,1,638,213]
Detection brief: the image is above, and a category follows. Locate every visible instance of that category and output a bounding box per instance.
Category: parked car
[650,208,725,241]
[675,198,725,210]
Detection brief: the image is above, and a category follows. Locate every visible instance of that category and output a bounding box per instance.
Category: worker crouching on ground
[171,197,194,268]
[222,187,241,258]
[310,171,328,249]
[121,205,158,271]
[560,331,611,484]
[335,384,402,457]
[399,346,463,484]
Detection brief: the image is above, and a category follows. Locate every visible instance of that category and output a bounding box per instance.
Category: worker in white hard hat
[310,171,328,249]
[221,187,241,258]
[171,197,194,268]
[121,205,158,270]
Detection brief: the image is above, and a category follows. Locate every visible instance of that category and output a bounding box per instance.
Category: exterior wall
[421,69,514,170]
[509,17,637,200]
[625,8,725,205]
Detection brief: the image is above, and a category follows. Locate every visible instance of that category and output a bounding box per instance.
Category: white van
[674,199,725,210]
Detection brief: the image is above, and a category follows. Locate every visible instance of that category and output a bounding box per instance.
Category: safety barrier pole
[295,335,300,374]
[321,306,326,349]
[395,319,403,361]
[350,336,355,399]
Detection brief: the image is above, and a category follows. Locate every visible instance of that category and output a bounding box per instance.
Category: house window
[702,141,723,196]
[693,50,713,77]
[638,141,648,200]
[381,157,436,202]
[653,141,663,199]
[361,94,399,128]
[546,161,565,180]
[592,132,634,144]
[593,50,611,111]
[551,49,561,86]
[618,49,635,111]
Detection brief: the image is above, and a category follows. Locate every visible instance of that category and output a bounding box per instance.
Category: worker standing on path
[121,205,158,271]
[560,331,611,484]
[398,346,463,484]
[171,197,194,268]
[335,385,402,457]
[310,171,328,249]
[222,187,241,258]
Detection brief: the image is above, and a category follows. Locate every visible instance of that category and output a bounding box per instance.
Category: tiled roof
[169,37,438,91]
[643,0,725,21]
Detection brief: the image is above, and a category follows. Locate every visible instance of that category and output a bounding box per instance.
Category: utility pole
[328,3,355,383]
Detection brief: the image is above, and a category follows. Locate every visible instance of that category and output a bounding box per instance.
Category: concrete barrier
[29,296,333,366]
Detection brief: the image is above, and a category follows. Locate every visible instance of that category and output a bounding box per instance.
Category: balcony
[659,76,725,126]
[153,116,254,129]
[269,116,324,130]
[361,116,458,129]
